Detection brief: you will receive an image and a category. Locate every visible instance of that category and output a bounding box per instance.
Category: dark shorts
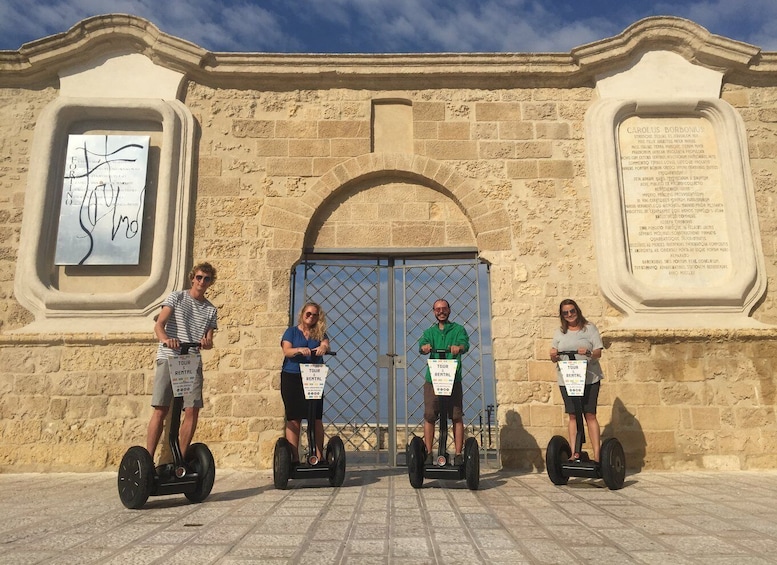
[281,370,324,421]
[424,380,463,423]
[560,381,600,414]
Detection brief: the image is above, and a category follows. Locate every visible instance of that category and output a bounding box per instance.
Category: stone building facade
[0,14,776,472]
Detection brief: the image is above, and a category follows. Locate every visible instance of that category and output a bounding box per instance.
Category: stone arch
[302,153,512,252]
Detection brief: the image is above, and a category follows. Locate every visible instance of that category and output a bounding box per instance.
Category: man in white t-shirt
[145,262,218,460]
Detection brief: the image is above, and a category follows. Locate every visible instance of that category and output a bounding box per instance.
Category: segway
[273,352,346,489]
[407,349,479,490]
[546,351,625,490]
[117,343,215,509]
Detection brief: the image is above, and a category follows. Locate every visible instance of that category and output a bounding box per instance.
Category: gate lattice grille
[294,256,495,466]
[302,263,383,453]
[399,262,485,456]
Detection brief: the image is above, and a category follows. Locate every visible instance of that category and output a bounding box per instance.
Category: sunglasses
[562,308,577,317]
[194,275,212,283]
[304,311,319,318]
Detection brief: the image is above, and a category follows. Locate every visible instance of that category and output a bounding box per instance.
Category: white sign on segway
[300,363,329,399]
[427,359,458,396]
[559,359,587,396]
[168,353,201,397]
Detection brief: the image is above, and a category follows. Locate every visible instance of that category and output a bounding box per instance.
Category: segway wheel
[184,443,216,502]
[326,436,347,487]
[118,446,154,509]
[273,437,293,490]
[601,437,626,490]
[463,437,480,491]
[407,436,425,489]
[546,435,571,486]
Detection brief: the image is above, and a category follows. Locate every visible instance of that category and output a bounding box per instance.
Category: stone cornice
[0,334,155,346]
[0,13,207,84]
[0,13,775,89]
[572,15,760,74]
[602,327,777,345]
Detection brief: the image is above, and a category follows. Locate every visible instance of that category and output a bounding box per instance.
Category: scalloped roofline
[0,13,772,87]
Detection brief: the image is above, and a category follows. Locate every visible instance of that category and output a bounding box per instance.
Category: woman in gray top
[549,299,604,462]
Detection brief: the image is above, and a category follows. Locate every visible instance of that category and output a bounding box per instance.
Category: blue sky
[1,0,776,53]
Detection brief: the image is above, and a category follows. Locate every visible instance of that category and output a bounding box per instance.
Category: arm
[200,327,215,350]
[419,327,432,354]
[282,339,312,358]
[578,324,604,359]
[312,338,330,356]
[550,330,560,362]
[450,324,469,356]
[154,306,178,349]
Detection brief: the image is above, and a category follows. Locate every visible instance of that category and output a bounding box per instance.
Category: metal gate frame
[291,252,498,467]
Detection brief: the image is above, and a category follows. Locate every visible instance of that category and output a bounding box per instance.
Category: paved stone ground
[1,468,776,564]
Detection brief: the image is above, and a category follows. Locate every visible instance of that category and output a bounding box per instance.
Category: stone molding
[13,97,195,334]
[285,153,511,252]
[2,14,775,89]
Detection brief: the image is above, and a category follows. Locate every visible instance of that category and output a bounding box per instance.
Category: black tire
[601,437,626,490]
[407,436,425,489]
[463,436,480,490]
[273,437,293,490]
[118,446,154,509]
[546,435,571,486]
[326,436,346,487]
[184,443,216,503]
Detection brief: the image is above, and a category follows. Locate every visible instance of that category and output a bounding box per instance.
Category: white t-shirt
[155,290,218,361]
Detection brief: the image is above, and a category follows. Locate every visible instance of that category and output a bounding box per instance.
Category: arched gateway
[275,154,510,466]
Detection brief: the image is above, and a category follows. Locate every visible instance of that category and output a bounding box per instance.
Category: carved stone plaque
[54,134,150,265]
[619,116,731,286]
[585,98,766,327]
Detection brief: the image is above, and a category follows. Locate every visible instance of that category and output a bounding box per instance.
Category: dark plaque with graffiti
[54,135,150,265]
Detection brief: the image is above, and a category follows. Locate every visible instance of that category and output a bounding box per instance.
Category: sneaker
[424,453,433,465]
[454,454,464,466]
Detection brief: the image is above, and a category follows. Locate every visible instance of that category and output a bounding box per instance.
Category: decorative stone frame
[586,97,767,328]
[13,97,195,333]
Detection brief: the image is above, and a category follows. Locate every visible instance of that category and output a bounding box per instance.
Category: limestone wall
[0,15,776,472]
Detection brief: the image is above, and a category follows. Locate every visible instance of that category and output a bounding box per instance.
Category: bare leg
[179,407,200,458]
[423,420,435,454]
[146,406,169,459]
[567,413,578,458]
[585,413,601,462]
[285,419,301,462]
[453,420,464,455]
[315,419,325,460]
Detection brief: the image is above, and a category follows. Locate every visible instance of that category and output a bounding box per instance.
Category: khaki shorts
[423,380,463,423]
[151,358,204,409]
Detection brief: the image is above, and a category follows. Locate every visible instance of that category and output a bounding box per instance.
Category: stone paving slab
[1,468,776,564]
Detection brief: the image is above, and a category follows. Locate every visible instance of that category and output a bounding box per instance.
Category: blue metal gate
[291,254,497,467]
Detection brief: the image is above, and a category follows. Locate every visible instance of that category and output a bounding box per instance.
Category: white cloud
[1,0,777,53]
[0,0,298,52]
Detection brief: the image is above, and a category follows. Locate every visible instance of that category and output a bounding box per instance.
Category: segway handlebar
[291,350,336,359]
[425,347,467,360]
[555,351,588,361]
[163,341,203,354]
[556,351,579,359]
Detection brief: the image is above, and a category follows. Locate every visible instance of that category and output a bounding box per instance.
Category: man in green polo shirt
[419,298,469,465]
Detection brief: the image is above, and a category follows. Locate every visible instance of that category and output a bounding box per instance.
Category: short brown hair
[189,262,217,284]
